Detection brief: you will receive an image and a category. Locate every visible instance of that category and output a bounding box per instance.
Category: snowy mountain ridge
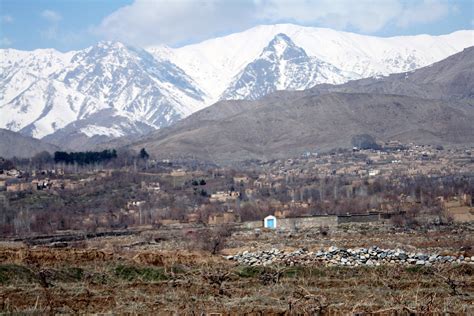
[148,24,474,103]
[1,24,473,147]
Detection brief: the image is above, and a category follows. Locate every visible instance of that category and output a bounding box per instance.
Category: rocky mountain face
[221,34,358,100]
[129,47,474,164]
[1,24,473,151]
[0,42,207,141]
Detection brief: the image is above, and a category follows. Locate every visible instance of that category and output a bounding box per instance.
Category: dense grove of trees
[2,147,155,172]
[139,148,149,160]
[0,158,15,171]
[54,150,117,165]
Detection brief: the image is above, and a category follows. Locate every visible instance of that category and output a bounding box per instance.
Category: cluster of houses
[0,168,112,193]
[113,142,473,230]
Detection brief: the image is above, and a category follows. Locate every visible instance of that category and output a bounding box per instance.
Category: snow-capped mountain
[149,24,473,103]
[221,33,358,100]
[0,41,208,139]
[0,48,74,106]
[1,24,473,148]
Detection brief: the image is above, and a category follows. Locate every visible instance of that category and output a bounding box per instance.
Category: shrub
[114,265,168,282]
[187,225,234,254]
[0,264,36,285]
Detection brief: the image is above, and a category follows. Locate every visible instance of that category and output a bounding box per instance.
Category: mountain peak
[95,40,128,50]
[220,32,353,101]
[271,33,293,43]
[263,33,307,61]
[73,40,149,65]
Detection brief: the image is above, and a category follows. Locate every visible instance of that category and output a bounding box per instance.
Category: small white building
[264,215,277,229]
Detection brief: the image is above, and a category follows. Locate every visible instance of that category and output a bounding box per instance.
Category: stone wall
[337,213,380,224]
[241,216,338,230]
[241,220,263,229]
[241,213,386,230]
[277,216,338,230]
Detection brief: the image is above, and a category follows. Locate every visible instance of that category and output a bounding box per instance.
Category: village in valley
[1,141,472,235]
[0,142,473,313]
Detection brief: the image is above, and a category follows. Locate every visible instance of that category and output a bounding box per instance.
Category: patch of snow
[80,125,125,138]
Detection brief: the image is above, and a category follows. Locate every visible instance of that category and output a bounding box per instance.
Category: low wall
[241,213,385,230]
[240,216,338,230]
[278,216,338,230]
[337,213,380,224]
[241,220,263,229]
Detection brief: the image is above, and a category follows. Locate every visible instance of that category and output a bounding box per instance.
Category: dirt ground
[0,223,473,314]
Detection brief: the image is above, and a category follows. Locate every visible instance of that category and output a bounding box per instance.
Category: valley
[1,24,473,150]
[1,11,473,314]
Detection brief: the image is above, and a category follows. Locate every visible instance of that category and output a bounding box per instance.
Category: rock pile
[226,246,474,267]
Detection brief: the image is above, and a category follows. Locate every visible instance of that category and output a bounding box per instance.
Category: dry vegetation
[0,224,473,314]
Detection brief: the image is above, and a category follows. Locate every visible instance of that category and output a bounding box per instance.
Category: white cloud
[95,0,458,47]
[0,37,12,47]
[396,0,450,27]
[95,0,257,46]
[1,15,14,24]
[40,10,62,40]
[258,0,404,33]
[41,10,62,23]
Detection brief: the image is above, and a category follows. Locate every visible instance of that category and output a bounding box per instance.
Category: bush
[0,264,36,284]
[114,265,168,282]
[236,266,265,278]
[187,225,234,254]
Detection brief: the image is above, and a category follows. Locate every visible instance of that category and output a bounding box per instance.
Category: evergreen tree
[139,148,149,160]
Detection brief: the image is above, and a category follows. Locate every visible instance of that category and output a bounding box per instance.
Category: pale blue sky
[1,0,473,51]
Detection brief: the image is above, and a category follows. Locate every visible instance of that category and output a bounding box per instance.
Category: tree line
[54,149,117,165]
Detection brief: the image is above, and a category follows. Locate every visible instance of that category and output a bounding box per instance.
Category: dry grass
[0,250,472,314]
[0,224,473,314]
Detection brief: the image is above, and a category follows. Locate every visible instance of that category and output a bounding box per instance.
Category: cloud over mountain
[95,0,456,47]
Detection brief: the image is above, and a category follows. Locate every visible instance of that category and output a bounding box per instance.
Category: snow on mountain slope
[148,24,474,102]
[56,42,208,123]
[0,48,74,105]
[221,33,359,100]
[0,79,99,138]
[42,108,156,150]
[0,41,208,139]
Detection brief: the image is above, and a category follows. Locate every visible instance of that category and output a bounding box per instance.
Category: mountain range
[0,24,473,149]
[127,46,474,164]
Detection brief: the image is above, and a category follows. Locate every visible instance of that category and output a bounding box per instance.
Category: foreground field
[0,224,473,314]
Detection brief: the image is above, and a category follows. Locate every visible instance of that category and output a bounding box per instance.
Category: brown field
[0,223,473,314]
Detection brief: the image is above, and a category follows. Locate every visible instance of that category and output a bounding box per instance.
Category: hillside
[131,94,473,163]
[0,129,60,158]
